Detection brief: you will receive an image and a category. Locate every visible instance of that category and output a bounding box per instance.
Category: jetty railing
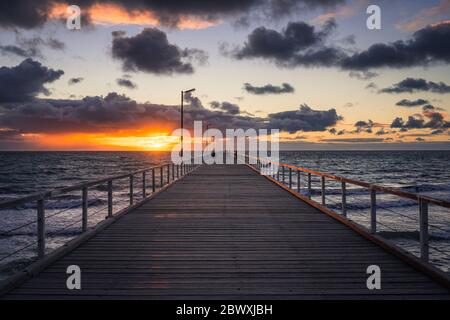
[0,161,197,270]
[245,154,450,270]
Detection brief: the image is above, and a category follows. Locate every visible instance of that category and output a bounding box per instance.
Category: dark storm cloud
[390,108,449,129]
[111,28,207,75]
[0,0,345,29]
[244,82,294,95]
[68,77,84,85]
[210,101,241,114]
[341,22,450,70]
[380,78,450,94]
[227,19,345,68]
[116,78,137,89]
[228,21,450,70]
[0,0,52,29]
[0,58,64,102]
[0,92,343,136]
[395,98,429,107]
[267,104,342,133]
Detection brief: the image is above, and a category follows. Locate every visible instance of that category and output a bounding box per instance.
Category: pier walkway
[2,164,450,299]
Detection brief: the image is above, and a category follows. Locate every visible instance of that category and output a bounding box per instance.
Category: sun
[93,133,180,151]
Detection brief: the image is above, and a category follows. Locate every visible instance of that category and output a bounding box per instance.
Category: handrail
[0,163,174,209]
[245,154,450,208]
[0,160,199,267]
[243,153,450,266]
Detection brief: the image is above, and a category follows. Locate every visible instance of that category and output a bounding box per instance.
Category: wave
[378,231,450,241]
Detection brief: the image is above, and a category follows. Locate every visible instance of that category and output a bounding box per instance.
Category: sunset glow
[49,3,219,29]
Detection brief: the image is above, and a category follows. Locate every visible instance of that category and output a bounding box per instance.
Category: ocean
[0,150,449,281]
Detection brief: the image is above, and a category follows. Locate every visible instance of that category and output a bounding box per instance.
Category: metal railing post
[370,188,377,234]
[37,199,45,258]
[419,197,429,262]
[107,180,113,218]
[142,171,146,199]
[289,168,292,189]
[341,181,347,217]
[172,163,175,181]
[177,164,179,178]
[321,176,326,205]
[160,166,163,188]
[152,168,156,193]
[308,173,312,199]
[276,167,280,181]
[167,164,170,185]
[82,187,88,232]
[282,166,285,184]
[129,175,134,205]
[297,170,300,193]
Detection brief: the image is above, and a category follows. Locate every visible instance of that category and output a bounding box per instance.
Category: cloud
[1,35,67,59]
[390,108,449,129]
[380,78,450,94]
[0,58,64,102]
[431,129,445,135]
[313,0,361,23]
[228,20,450,71]
[210,101,241,114]
[183,91,204,109]
[68,77,84,85]
[375,128,389,136]
[348,71,378,81]
[243,82,294,95]
[46,37,65,50]
[0,92,344,138]
[116,78,137,89]
[111,28,207,75]
[396,0,450,31]
[395,98,429,107]
[423,104,445,111]
[0,0,346,29]
[0,0,52,29]
[341,22,450,70]
[320,138,385,143]
[0,45,33,58]
[226,19,346,68]
[267,103,342,133]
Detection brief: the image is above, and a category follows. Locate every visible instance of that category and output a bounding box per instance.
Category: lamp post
[180,88,195,157]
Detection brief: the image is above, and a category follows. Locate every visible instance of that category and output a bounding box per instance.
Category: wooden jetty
[1,164,450,299]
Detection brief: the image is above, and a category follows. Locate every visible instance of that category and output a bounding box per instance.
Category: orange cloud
[396,0,450,31]
[313,0,367,23]
[50,3,219,29]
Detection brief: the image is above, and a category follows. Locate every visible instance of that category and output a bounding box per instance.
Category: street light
[180,88,195,157]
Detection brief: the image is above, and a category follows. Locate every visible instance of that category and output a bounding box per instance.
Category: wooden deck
[3,165,450,299]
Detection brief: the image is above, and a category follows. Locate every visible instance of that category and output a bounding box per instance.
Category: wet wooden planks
[3,164,450,299]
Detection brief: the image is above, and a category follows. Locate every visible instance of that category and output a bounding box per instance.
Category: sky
[0,0,449,151]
